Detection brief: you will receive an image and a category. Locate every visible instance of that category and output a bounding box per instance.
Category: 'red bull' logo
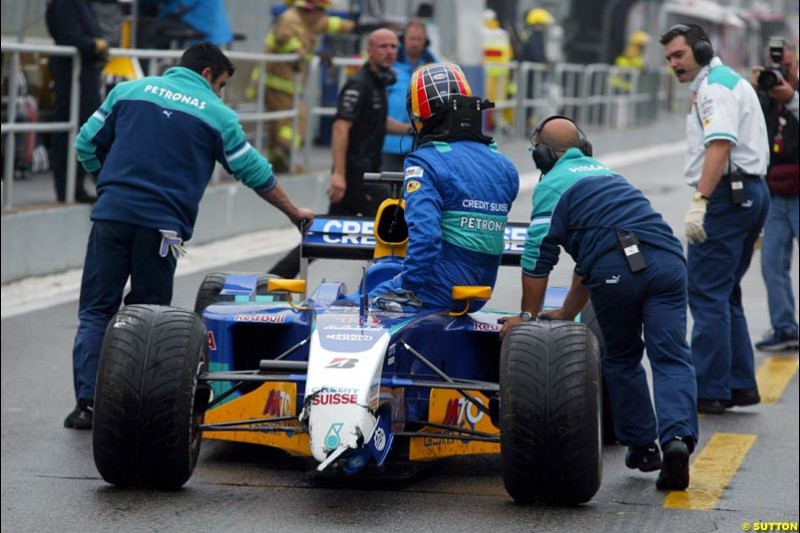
[234,314,286,323]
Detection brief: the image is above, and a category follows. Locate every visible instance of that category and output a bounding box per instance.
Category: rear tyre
[500,321,602,505]
[194,272,285,315]
[579,301,617,444]
[93,305,210,489]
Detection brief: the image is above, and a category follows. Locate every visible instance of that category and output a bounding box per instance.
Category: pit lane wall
[0,173,329,284]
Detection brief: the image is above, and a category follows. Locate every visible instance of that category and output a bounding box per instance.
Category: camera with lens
[757,37,788,91]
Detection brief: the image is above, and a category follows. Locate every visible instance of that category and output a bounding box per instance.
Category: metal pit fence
[2,39,691,209]
[2,41,302,207]
[2,41,80,209]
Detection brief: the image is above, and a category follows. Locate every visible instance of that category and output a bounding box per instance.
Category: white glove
[684,197,708,244]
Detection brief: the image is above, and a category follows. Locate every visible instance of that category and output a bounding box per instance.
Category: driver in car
[369,63,519,312]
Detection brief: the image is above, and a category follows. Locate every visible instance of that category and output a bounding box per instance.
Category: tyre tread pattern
[93,305,208,489]
[500,321,602,505]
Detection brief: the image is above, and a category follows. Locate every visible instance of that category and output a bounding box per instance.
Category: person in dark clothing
[751,43,800,352]
[520,8,552,64]
[64,43,313,430]
[500,116,698,491]
[46,0,108,203]
[269,28,409,278]
[519,8,553,131]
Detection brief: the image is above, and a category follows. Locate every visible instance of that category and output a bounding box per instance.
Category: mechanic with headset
[269,29,409,279]
[64,43,314,430]
[499,116,698,491]
[660,24,770,415]
[381,18,439,172]
[368,63,519,312]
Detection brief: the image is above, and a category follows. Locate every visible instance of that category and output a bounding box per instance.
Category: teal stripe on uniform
[707,65,741,90]
[705,132,738,142]
[520,149,611,274]
[441,211,508,254]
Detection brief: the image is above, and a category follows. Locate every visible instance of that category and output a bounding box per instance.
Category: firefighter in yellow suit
[252,0,355,172]
[612,31,650,92]
[482,9,514,131]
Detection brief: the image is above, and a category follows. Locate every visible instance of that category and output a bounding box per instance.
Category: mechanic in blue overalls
[369,63,519,312]
[500,116,698,491]
[64,43,313,430]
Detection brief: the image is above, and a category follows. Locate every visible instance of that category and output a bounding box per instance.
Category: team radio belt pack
[616,229,647,273]
[569,225,648,274]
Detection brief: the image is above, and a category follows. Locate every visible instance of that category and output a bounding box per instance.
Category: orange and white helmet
[406,63,472,134]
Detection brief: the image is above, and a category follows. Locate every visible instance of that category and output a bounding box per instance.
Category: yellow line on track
[663,433,757,510]
[756,356,799,404]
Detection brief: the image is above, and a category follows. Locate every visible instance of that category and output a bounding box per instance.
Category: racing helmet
[406,63,472,134]
[526,8,553,27]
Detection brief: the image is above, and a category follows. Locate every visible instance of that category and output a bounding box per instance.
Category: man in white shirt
[660,23,770,416]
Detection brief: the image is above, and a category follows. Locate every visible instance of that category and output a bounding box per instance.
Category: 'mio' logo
[441,397,485,430]
[262,389,292,417]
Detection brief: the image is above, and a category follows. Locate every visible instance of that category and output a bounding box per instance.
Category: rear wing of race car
[300,172,528,267]
[301,216,528,266]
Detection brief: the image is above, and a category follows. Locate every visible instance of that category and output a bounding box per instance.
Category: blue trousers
[585,245,698,449]
[688,180,769,400]
[71,221,177,403]
[761,195,799,335]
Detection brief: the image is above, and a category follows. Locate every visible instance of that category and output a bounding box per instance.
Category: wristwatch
[519,311,534,322]
[693,191,710,203]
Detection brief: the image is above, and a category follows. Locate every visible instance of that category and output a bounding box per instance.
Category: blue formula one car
[91,172,603,505]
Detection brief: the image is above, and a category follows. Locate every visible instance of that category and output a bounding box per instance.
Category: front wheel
[500,321,602,505]
[93,305,210,489]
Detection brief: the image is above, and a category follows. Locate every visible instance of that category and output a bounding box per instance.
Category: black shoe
[64,403,93,430]
[656,437,690,490]
[726,388,760,408]
[755,329,800,352]
[625,442,662,472]
[74,193,97,204]
[697,398,727,415]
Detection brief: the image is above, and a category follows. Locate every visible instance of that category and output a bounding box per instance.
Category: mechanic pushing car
[368,63,519,312]
[64,43,314,430]
[499,116,698,491]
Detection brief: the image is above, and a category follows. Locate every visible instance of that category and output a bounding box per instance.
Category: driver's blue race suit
[369,139,519,311]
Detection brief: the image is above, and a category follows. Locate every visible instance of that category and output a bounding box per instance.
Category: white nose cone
[304,328,390,466]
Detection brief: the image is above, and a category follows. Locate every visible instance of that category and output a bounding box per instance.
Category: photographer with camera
[751,40,800,352]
